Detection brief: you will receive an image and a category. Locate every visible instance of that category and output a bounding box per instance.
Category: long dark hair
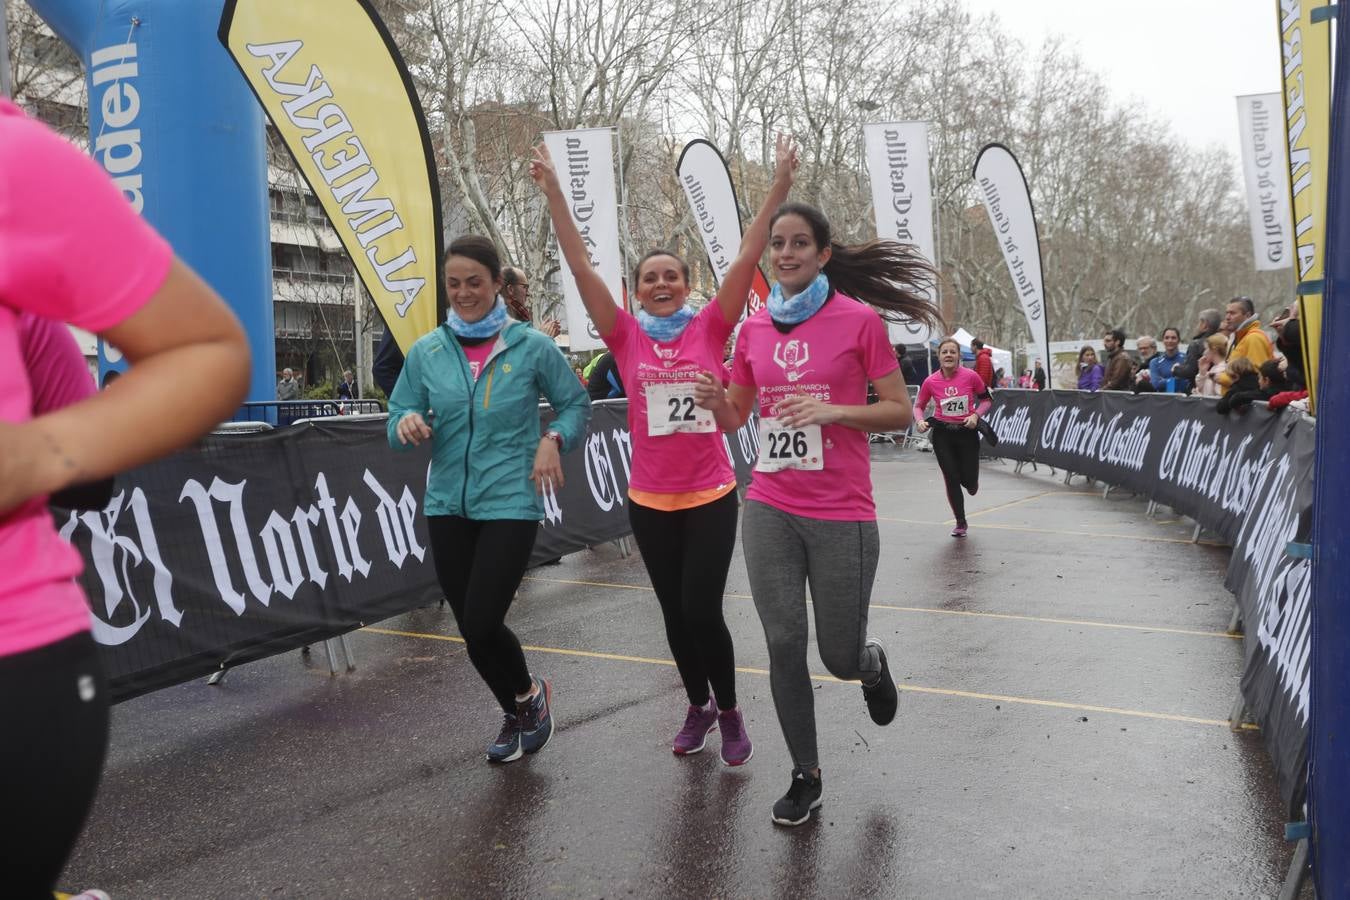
[771,202,943,330]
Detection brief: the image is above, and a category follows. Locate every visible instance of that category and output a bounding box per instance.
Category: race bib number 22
[755,417,824,472]
[645,382,715,436]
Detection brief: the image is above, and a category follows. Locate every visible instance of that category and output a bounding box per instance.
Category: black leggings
[428,516,538,715]
[0,632,110,899]
[627,490,740,710]
[930,423,980,523]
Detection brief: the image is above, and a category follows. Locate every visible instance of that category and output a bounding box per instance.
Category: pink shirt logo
[652,343,680,368]
[773,339,813,383]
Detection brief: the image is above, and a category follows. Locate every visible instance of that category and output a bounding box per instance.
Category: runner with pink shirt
[696,201,940,826]
[532,135,797,765]
[0,98,250,896]
[915,337,995,537]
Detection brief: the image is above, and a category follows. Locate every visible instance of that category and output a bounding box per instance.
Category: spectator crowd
[1072,296,1308,414]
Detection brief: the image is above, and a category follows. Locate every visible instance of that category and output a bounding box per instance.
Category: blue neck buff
[447,297,507,339]
[767,273,831,325]
[637,304,696,342]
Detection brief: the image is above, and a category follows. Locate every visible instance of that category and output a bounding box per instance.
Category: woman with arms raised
[530,135,797,765]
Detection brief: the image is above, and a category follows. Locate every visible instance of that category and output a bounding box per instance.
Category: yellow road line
[520,576,1238,640]
[361,626,1257,730]
[875,516,1227,547]
[963,490,1064,521]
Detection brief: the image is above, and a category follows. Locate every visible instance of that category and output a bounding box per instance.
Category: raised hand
[529,144,561,195]
[773,132,799,185]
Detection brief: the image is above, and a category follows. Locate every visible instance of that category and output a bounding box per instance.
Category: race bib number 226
[755,417,823,472]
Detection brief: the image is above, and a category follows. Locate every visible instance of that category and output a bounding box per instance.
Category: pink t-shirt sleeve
[731,324,756,388]
[0,101,172,332]
[861,310,900,382]
[604,307,638,355]
[914,376,933,415]
[18,313,95,414]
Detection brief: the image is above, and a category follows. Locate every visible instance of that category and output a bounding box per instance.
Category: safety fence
[982,389,1312,819]
[55,401,759,702]
[233,399,386,425]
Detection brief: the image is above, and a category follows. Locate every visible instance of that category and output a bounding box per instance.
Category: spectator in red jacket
[972,338,994,388]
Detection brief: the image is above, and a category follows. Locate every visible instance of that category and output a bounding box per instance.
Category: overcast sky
[958,0,1286,166]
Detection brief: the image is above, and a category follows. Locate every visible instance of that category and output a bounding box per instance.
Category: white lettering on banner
[583,429,633,511]
[1037,406,1149,471]
[985,404,1031,447]
[677,142,746,289]
[106,470,412,627]
[59,489,180,646]
[1278,1,1319,278]
[1237,94,1294,271]
[1156,421,1275,516]
[737,414,761,465]
[363,470,425,568]
[1235,454,1311,721]
[863,123,936,344]
[543,129,621,352]
[245,40,426,316]
[90,42,145,212]
[683,174,731,273]
[973,145,1050,375]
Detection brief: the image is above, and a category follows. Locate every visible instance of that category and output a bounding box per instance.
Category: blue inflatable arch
[29,0,275,402]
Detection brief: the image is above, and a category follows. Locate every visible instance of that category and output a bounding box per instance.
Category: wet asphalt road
[59,447,1293,898]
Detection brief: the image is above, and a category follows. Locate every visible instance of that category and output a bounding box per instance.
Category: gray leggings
[742,500,882,771]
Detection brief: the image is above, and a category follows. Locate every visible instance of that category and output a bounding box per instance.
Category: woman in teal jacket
[388,235,590,764]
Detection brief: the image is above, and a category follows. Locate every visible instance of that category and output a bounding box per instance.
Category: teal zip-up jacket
[387,320,591,520]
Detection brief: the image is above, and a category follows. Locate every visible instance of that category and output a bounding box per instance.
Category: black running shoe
[772,767,823,827]
[861,638,899,726]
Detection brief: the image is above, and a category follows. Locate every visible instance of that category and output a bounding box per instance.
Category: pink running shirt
[915,366,990,424]
[0,98,172,658]
[19,313,97,414]
[462,341,494,380]
[730,292,899,520]
[605,303,736,494]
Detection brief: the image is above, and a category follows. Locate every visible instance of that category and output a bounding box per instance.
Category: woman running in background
[915,337,993,538]
[696,200,940,825]
[531,135,797,765]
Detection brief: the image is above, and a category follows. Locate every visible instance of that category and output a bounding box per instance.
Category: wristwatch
[543,431,563,449]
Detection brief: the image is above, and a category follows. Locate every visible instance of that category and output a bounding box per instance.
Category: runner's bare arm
[695,374,756,430]
[717,134,797,325]
[0,259,249,513]
[775,370,912,432]
[529,144,619,338]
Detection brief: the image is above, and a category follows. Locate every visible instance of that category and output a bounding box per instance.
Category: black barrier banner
[984,389,1313,812]
[57,402,759,701]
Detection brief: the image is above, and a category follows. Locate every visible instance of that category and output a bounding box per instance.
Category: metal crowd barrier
[232,399,386,426]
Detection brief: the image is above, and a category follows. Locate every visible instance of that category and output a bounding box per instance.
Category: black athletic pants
[930,423,980,523]
[627,490,740,710]
[0,632,110,899]
[427,516,538,715]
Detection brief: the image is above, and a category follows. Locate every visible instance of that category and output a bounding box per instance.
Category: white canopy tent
[945,328,1013,381]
